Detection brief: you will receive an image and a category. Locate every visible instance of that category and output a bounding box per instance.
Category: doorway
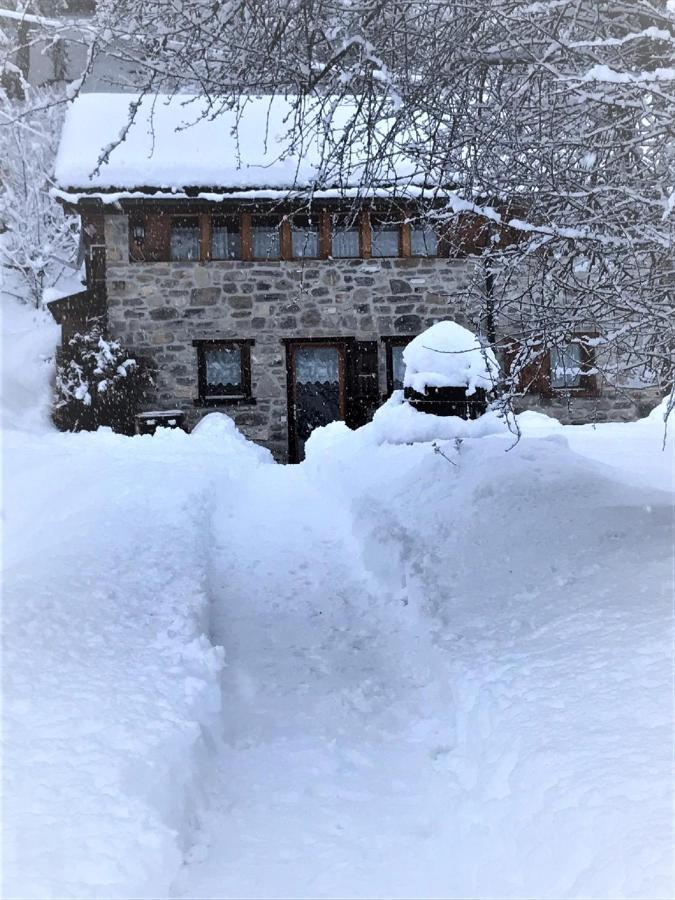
[286,341,345,463]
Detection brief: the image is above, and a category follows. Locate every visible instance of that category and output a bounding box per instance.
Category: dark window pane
[551,343,582,388]
[205,346,242,394]
[171,217,199,261]
[252,219,280,259]
[371,219,400,257]
[411,225,438,257]
[391,345,406,390]
[331,216,360,258]
[292,218,319,258]
[212,217,241,260]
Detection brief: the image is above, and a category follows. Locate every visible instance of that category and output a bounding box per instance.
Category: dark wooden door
[345,341,380,429]
[288,342,346,462]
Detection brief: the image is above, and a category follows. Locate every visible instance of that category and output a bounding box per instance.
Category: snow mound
[642,393,674,423]
[190,411,274,464]
[403,320,499,395]
[2,426,234,899]
[305,393,507,462]
[0,294,60,433]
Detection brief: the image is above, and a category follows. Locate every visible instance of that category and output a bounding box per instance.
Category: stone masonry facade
[103,213,662,460]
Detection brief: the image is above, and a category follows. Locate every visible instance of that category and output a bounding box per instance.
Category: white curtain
[295,347,339,383]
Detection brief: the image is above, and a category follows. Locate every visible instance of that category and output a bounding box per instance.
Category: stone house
[49,93,660,461]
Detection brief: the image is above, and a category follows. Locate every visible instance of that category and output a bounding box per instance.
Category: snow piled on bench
[403,320,499,395]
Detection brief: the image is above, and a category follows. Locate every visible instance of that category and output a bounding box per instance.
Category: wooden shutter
[144,210,171,261]
[503,339,551,396]
[345,341,380,429]
[577,338,599,396]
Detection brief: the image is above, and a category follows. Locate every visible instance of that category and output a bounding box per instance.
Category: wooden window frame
[250,215,282,261]
[288,214,322,260]
[193,339,255,406]
[170,215,201,262]
[382,335,416,396]
[369,212,402,259]
[408,220,440,258]
[211,214,242,261]
[125,205,455,264]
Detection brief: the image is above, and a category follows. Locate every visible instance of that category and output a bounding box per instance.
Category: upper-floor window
[291,216,319,258]
[371,216,400,258]
[212,216,241,260]
[127,207,485,263]
[331,215,360,258]
[251,217,280,259]
[410,223,438,257]
[171,216,200,261]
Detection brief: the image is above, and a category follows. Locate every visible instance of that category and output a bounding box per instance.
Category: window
[129,217,146,261]
[331,215,360,258]
[391,345,406,390]
[382,336,415,394]
[251,218,280,259]
[291,217,319,258]
[371,216,400,258]
[194,340,253,404]
[410,223,438,257]
[550,341,583,389]
[171,217,200,261]
[212,216,241,260]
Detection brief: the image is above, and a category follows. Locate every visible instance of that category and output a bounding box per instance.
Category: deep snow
[2,297,673,899]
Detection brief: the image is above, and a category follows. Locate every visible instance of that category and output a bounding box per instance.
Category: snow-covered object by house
[402,320,499,396]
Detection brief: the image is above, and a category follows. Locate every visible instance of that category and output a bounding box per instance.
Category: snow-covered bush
[54,324,153,434]
[0,87,80,308]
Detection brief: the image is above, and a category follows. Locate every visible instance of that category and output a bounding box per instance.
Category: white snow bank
[642,392,674,423]
[296,413,674,900]
[403,321,499,395]
[0,293,60,433]
[2,312,272,900]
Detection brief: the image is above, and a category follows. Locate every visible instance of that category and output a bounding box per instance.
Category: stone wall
[103,213,662,458]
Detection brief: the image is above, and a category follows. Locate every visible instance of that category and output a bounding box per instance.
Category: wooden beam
[319,209,331,259]
[199,212,211,261]
[360,209,371,259]
[240,211,252,260]
[280,215,293,260]
[400,221,412,258]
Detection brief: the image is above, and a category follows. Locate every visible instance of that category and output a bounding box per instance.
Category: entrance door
[287,342,345,462]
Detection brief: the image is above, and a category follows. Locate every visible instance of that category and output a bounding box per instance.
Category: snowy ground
[2,298,673,899]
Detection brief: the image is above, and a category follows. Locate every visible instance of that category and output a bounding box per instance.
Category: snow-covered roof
[403,321,499,396]
[53,93,424,199]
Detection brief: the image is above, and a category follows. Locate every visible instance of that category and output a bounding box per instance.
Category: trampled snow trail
[171,428,673,900]
[172,465,424,898]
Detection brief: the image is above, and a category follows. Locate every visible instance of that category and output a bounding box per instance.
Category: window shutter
[578,339,599,396]
[504,340,551,396]
[345,341,380,429]
[145,211,171,261]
